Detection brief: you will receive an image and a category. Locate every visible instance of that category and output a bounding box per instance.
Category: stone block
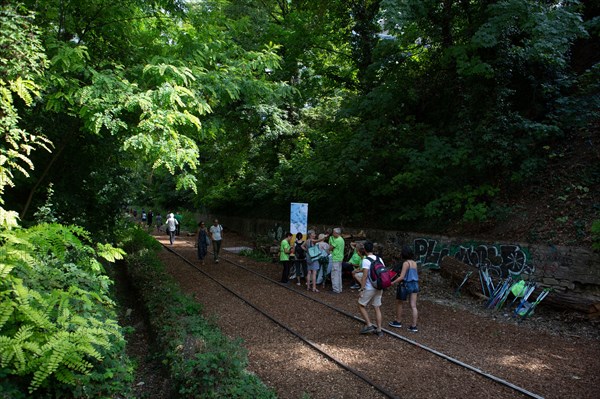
[542,277,559,285]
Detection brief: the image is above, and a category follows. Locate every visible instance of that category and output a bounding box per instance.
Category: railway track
[161,241,545,399]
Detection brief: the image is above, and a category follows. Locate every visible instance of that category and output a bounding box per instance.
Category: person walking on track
[209,219,224,263]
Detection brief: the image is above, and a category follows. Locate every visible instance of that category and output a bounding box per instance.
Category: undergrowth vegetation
[239,248,273,263]
[0,224,132,398]
[118,226,276,398]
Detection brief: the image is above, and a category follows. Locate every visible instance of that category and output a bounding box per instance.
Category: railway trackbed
[160,240,546,399]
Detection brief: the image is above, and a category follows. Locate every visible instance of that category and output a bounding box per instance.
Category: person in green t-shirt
[328,227,345,293]
[279,232,293,284]
[174,212,182,236]
[345,242,365,289]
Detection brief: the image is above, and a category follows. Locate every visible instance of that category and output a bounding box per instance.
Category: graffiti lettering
[414,239,533,277]
[414,239,450,269]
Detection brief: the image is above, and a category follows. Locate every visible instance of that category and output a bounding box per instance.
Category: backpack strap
[367,255,380,264]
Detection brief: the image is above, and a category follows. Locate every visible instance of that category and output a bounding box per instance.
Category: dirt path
[154,230,600,399]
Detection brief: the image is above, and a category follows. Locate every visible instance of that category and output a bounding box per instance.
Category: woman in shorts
[389,245,419,332]
[302,230,321,292]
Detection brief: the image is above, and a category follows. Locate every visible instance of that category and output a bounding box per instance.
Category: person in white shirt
[209,219,224,263]
[165,213,178,245]
[357,241,385,337]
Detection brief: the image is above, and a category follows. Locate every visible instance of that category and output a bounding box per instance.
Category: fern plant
[0,223,130,395]
[0,7,132,394]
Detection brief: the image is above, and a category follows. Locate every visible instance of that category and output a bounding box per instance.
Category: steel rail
[168,243,544,399]
[163,244,400,399]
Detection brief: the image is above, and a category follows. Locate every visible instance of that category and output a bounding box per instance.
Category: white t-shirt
[361,254,385,290]
[210,224,223,241]
[166,216,178,232]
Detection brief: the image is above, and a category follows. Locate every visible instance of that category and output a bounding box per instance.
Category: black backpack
[294,240,306,259]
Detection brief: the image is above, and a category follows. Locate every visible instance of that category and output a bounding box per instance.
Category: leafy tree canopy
[1,0,598,242]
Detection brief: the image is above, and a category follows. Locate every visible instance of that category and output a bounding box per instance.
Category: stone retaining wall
[214,214,600,312]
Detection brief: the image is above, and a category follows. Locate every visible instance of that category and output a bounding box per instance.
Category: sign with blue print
[290,203,308,238]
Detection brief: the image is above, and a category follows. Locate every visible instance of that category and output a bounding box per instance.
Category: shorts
[358,288,383,307]
[397,281,419,301]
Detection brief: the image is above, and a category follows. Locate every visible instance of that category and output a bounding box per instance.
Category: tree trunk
[20,142,66,220]
[441,0,454,48]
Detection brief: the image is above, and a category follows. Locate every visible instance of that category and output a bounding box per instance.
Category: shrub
[239,248,273,263]
[180,210,200,234]
[117,223,163,254]
[0,223,133,397]
[121,231,276,398]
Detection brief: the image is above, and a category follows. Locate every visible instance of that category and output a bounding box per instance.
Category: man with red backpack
[357,241,386,337]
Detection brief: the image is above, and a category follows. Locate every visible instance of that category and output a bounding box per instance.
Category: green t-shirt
[328,235,345,262]
[280,239,291,261]
[349,251,363,270]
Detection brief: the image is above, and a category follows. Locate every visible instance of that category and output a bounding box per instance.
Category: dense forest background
[2,0,599,246]
[0,1,598,395]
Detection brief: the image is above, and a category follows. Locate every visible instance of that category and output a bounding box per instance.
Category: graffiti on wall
[413,238,534,277]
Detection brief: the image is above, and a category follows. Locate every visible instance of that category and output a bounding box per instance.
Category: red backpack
[367,255,393,290]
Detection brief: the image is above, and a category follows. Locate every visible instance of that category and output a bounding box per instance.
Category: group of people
[129,208,155,228]
[162,213,223,265]
[195,219,224,264]
[279,229,420,336]
[357,242,420,336]
[279,228,344,293]
[159,213,421,336]
[129,208,175,235]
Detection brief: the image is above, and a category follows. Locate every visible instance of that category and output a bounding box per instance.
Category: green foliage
[177,210,200,233]
[198,0,597,233]
[123,230,276,398]
[0,5,46,80]
[0,5,52,208]
[592,220,600,251]
[2,0,295,233]
[2,0,597,251]
[239,248,272,263]
[117,223,163,254]
[0,2,277,396]
[424,185,500,223]
[32,184,58,224]
[0,223,133,396]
